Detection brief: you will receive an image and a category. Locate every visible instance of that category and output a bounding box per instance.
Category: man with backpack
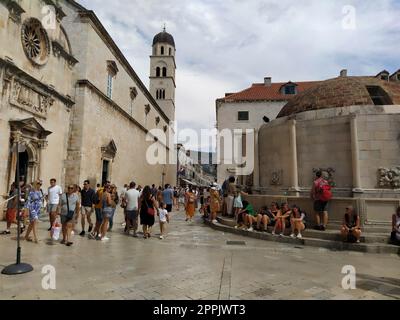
[311,170,332,231]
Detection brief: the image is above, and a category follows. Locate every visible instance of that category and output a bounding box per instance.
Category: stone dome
[277,76,400,118]
[153,30,175,47]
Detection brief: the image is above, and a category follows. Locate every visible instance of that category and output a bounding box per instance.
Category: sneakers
[159,235,164,240]
[79,231,85,236]
[279,233,284,237]
[272,231,276,236]
[356,239,360,243]
[212,220,218,224]
[320,225,326,231]
[290,233,296,239]
[247,227,254,232]
[297,233,303,239]
[101,237,110,241]
[88,226,93,233]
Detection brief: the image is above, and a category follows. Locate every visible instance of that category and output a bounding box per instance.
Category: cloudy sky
[78,0,399,151]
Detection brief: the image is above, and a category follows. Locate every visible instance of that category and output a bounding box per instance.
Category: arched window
[169,48,172,55]
[161,46,164,55]
[162,67,167,77]
[156,67,161,77]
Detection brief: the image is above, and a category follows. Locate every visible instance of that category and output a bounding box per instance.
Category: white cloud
[77,0,400,150]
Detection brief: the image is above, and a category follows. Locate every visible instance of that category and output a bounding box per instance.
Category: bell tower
[150,27,176,122]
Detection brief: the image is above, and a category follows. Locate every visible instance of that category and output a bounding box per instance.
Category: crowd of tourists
[2,171,400,247]
[0,178,201,245]
[218,172,400,245]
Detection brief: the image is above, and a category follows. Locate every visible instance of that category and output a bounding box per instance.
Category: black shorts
[166,204,173,213]
[314,200,328,212]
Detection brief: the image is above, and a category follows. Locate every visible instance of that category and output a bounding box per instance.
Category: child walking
[158,202,170,239]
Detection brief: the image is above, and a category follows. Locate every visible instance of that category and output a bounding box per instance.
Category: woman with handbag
[140,186,157,239]
[60,185,80,246]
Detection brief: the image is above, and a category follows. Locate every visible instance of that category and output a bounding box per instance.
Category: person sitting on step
[290,205,306,239]
[256,206,270,232]
[391,207,400,245]
[271,202,285,236]
[340,206,361,243]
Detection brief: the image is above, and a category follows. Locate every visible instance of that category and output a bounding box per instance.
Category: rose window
[21,18,50,66]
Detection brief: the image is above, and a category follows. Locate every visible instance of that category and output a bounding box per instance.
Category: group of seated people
[234,201,307,239]
[232,202,400,245]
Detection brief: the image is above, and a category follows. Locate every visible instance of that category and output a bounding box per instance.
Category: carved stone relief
[10,80,54,118]
[378,167,400,189]
[270,170,283,186]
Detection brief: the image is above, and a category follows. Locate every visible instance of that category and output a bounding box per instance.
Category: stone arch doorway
[7,118,52,188]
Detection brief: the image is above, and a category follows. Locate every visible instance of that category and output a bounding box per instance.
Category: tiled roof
[277,76,400,118]
[219,81,321,102]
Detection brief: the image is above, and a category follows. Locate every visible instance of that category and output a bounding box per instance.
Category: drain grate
[226,241,246,246]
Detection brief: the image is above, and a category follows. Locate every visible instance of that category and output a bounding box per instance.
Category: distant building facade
[177,145,214,187]
[216,77,319,185]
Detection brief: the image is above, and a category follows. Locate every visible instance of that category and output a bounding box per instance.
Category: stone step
[217,217,392,240]
[208,219,400,255]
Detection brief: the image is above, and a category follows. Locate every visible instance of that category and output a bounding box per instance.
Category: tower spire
[163,23,166,32]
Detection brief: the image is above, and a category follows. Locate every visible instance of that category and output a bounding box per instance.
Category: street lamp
[176,144,182,187]
[2,140,33,275]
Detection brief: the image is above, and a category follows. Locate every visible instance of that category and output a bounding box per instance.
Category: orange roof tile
[219,81,321,102]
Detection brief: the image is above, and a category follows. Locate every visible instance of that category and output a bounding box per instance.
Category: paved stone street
[0,209,399,300]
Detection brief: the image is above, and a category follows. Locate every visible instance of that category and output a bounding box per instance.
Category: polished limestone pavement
[0,209,399,300]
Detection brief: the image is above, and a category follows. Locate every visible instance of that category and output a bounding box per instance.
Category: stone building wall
[357,112,400,192]
[296,117,352,190]
[216,100,286,184]
[259,121,292,191]
[0,0,75,198]
[65,85,174,188]
[258,105,400,200]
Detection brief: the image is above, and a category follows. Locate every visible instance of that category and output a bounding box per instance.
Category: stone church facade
[0,0,176,201]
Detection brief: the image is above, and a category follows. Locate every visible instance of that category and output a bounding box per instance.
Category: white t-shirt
[48,185,63,205]
[125,188,140,211]
[159,209,168,223]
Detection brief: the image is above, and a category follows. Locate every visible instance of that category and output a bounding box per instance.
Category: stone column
[350,115,362,194]
[7,131,21,188]
[253,128,260,191]
[38,139,48,182]
[289,120,299,196]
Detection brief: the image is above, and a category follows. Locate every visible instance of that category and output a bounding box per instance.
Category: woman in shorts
[290,205,306,239]
[24,181,44,243]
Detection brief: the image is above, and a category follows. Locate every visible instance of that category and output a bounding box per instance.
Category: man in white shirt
[124,181,140,237]
[46,178,63,231]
